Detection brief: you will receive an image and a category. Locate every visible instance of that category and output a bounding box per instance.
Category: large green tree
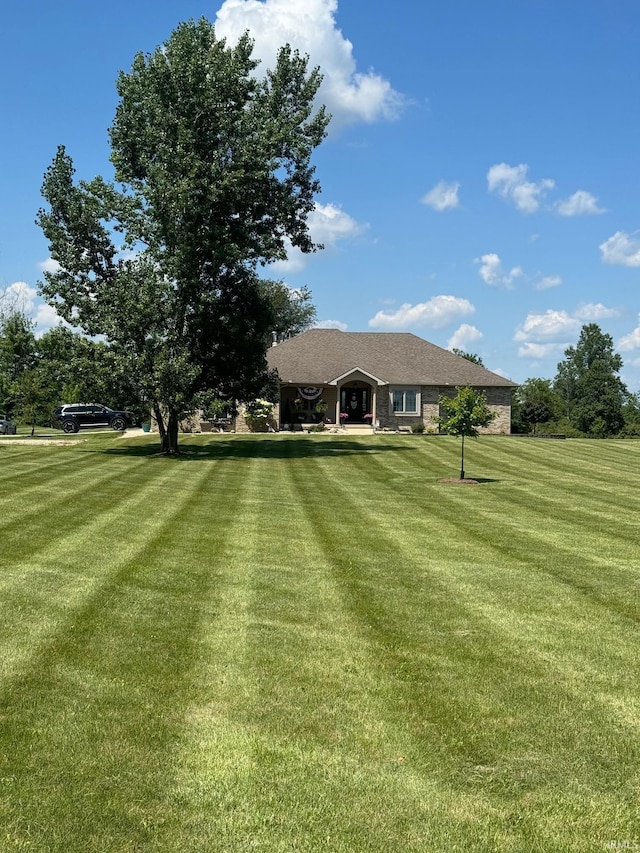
[513,377,563,434]
[435,386,497,480]
[37,19,329,453]
[554,324,627,437]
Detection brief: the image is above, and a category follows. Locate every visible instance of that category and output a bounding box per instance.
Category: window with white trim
[390,387,420,415]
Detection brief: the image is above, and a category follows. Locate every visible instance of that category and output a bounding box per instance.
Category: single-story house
[247,328,516,433]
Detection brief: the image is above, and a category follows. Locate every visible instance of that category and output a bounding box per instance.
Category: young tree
[435,386,497,479]
[38,19,329,454]
[554,324,627,436]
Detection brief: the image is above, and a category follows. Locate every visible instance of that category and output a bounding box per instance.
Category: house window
[390,388,420,415]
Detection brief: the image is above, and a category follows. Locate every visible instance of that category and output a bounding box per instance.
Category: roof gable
[327,366,386,385]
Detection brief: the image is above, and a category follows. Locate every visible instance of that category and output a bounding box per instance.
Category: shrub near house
[244,399,276,432]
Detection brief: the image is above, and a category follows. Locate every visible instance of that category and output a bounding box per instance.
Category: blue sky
[2,0,640,387]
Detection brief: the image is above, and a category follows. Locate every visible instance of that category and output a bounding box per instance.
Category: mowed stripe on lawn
[1,446,243,849]
[0,434,638,851]
[157,436,640,851]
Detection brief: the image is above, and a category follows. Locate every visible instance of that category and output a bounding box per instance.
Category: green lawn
[0,432,638,852]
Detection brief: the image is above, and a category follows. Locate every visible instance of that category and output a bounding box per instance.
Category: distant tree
[0,311,36,415]
[36,327,99,403]
[514,378,563,434]
[38,19,329,454]
[260,282,317,341]
[435,386,497,479]
[554,324,627,437]
[621,392,640,437]
[36,327,145,421]
[11,368,58,436]
[452,348,484,366]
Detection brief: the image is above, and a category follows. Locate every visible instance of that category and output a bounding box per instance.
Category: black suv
[53,404,135,433]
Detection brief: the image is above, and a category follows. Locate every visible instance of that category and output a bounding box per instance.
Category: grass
[0,431,639,852]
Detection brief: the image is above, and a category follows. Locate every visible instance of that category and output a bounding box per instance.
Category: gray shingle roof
[267,329,516,387]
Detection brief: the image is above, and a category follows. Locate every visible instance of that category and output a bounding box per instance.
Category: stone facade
[151,384,512,435]
[435,386,512,434]
[373,384,511,434]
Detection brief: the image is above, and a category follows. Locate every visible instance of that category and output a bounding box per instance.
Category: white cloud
[33,303,69,336]
[618,319,640,351]
[421,181,460,211]
[517,342,566,359]
[477,253,523,288]
[214,0,404,131]
[1,280,69,337]
[308,202,364,246]
[514,309,580,343]
[515,305,625,360]
[269,243,307,274]
[314,318,348,331]
[600,231,640,267]
[556,190,605,216]
[535,275,562,291]
[37,257,61,274]
[2,281,37,314]
[491,366,510,378]
[487,162,554,213]
[368,295,474,330]
[270,201,365,272]
[574,302,620,321]
[447,323,482,350]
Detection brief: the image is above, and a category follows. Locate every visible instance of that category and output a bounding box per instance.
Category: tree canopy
[512,377,563,435]
[0,308,149,428]
[0,310,36,411]
[259,283,317,342]
[554,324,627,437]
[38,19,329,453]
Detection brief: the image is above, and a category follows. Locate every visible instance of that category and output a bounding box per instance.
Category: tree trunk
[153,403,181,455]
[460,433,465,480]
[165,409,180,455]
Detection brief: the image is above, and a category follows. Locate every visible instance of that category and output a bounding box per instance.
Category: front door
[341,387,368,423]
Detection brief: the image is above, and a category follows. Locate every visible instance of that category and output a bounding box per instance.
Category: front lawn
[0,433,638,851]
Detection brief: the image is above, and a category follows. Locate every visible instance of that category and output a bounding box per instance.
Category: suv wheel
[111,417,127,431]
[62,419,79,434]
